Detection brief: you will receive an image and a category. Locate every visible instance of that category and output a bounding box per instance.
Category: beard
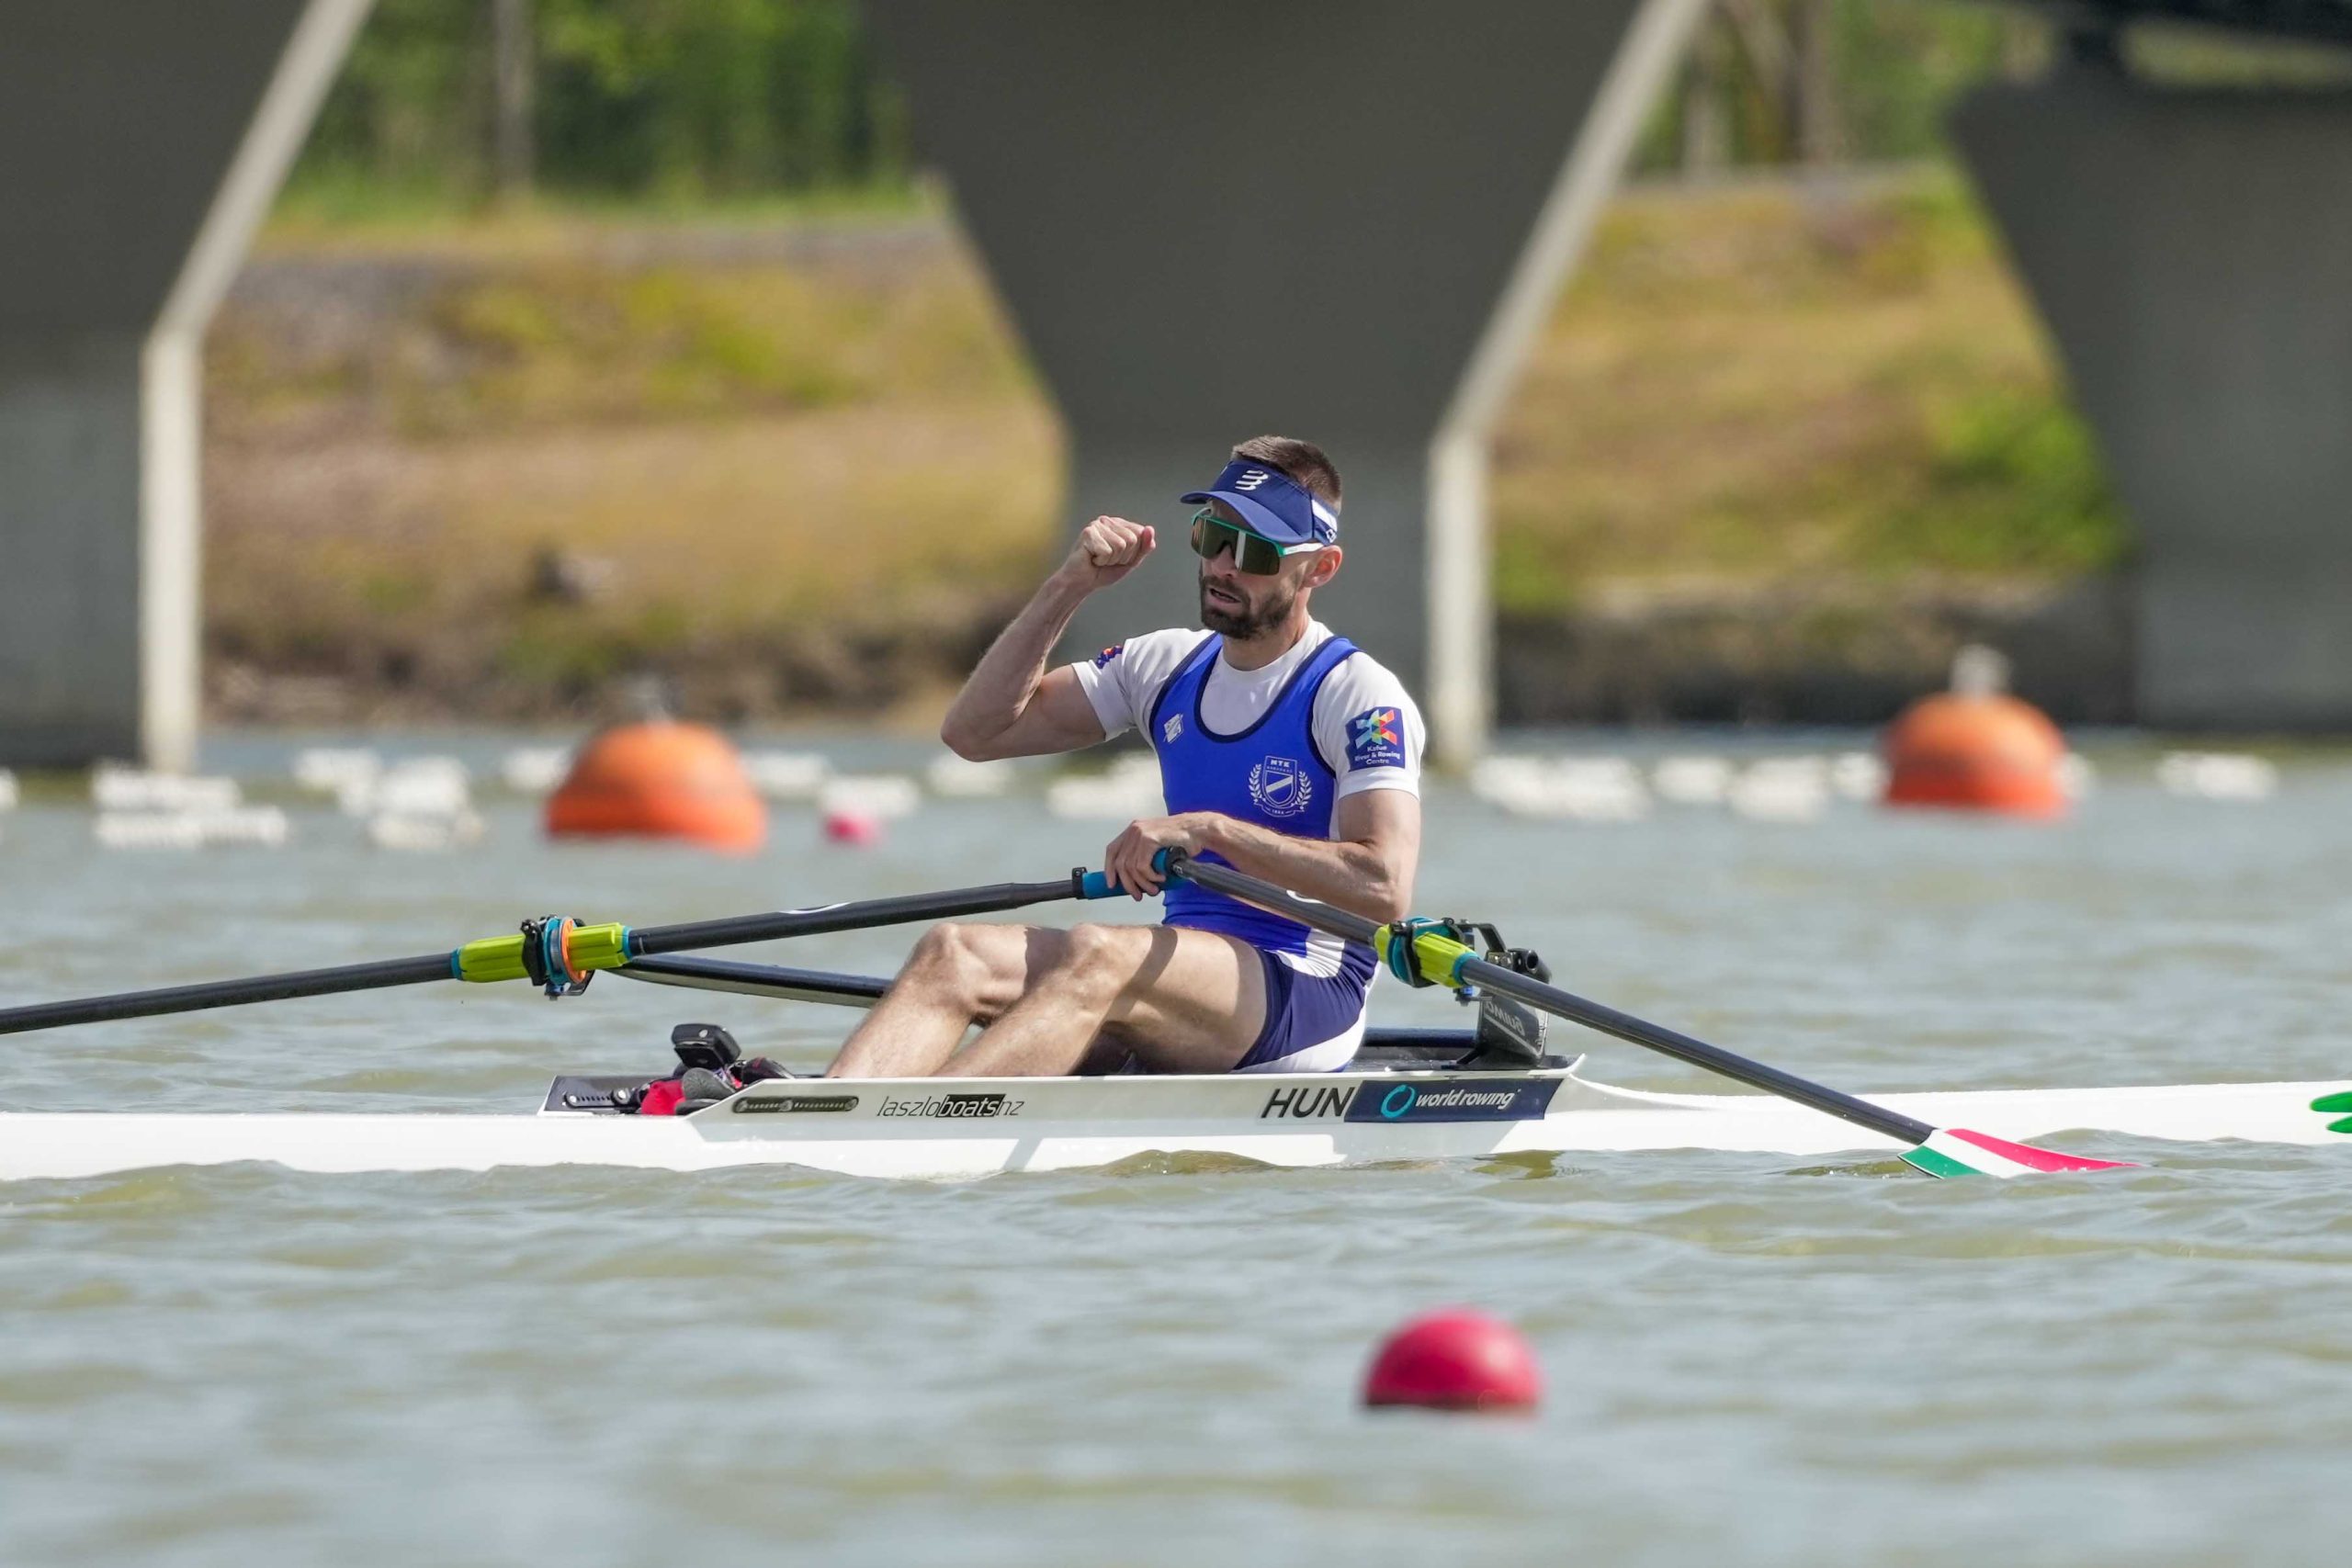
[1199,572,1296,637]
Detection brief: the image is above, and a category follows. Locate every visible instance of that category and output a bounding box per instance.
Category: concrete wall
[0,1,367,767]
[864,0,1703,763]
[1952,64,2352,729]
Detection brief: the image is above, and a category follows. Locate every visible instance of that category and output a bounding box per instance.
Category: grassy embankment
[205,169,2117,727]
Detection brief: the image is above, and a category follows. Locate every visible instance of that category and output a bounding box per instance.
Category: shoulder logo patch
[1091,643,1124,669]
[1347,707,1406,772]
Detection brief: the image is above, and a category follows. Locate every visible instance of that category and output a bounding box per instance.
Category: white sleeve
[1314,652,1425,800]
[1068,628,1208,740]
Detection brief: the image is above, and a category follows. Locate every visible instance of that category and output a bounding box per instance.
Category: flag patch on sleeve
[1091,643,1124,668]
[1346,707,1406,771]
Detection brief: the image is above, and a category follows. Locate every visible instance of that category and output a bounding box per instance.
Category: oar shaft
[1165,854,1935,1146]
[0,953,455,1036]
[616,954,891,1006]
[631,875,1098,956]
[1449,952,1934,1145]
[0,871,1116,1039]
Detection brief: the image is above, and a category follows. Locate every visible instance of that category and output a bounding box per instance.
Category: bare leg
[823,921,1036,1078]
[944,922,1269,1077]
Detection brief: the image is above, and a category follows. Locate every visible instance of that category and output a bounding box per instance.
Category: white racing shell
[0,1062,2345,1182]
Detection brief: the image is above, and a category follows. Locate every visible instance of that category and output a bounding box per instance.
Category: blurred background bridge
[3,0,2346,768]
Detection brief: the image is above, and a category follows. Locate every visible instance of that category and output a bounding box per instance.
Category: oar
[0,870,1130,1038]
[611,953,1487,1056]
[618,954,889,1007]
[1162,852,2132,1179]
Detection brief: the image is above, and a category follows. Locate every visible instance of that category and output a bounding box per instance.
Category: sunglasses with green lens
[1189,509,1320,576]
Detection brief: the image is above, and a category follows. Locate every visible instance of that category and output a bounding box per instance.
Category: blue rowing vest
[1147,632,1378,978]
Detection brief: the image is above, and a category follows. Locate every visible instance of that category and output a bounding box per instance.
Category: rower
[826,436,1426,1079]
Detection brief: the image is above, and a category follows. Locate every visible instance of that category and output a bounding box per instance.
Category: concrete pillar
[0,1,369,768]
[865,0,1704,765]
[1951,65,2352,730]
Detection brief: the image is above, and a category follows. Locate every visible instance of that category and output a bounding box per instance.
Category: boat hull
[1,1066,2343,1182]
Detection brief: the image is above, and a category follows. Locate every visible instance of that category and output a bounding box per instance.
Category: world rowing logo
[1247,755,1313,818]
[1261,1079,1564,1122]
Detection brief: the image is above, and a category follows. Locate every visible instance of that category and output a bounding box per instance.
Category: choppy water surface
[3,734,2348,1567]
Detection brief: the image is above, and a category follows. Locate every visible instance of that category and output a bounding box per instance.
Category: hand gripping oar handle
[1162,852,1938,1148]
[0,868,1129,1038]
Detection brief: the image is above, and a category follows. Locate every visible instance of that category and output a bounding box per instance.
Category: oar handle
[1162,852,1936,1148]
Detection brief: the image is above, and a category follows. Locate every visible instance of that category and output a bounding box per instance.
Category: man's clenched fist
[1058,516,1156,592]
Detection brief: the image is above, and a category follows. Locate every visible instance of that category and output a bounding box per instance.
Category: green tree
[292,0,908,209]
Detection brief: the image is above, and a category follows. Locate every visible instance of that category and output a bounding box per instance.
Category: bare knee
[904,921,1013,1013]
[1060,922,1129,969]
[1039,923,1137,1006]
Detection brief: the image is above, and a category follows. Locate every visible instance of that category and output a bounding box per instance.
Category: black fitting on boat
[1437,919,1550,1067]
[671,1021,743,1073]
[518,915,594,1000]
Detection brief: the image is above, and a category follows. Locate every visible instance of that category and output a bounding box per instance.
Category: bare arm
[939,516,1156,761]
[1101,788,1422,925]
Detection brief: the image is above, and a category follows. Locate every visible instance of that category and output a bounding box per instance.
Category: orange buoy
[545,721,766,851]
[1883,693,2067,818]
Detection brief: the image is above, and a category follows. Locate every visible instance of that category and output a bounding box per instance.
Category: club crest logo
[1346,707,1406,772]
[1091,643,1124,669]
[1248,755,1313,818]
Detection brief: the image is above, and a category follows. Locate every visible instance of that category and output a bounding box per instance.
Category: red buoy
[545,721,766,852]
[1363,1309,1542,1412]
[822,807,883,846]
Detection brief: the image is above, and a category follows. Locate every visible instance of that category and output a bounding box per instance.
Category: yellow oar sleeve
[1373,923,1477,992]
[451,922,630,985]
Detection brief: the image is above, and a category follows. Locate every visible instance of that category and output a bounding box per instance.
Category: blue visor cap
[1180,459,1340,547]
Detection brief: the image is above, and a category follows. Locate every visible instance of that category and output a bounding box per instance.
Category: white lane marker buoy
[926,754,1017,797]
[90,764,241,813]
[1470,756,1650,821]
[1727,759,1830,823]
[368,809,488,852]
[2156,751,2278,801]
[291,749,381,795]
[499,747,572,795]
[818,774,922,820]
[1652,755,1734,807]
[741,751,831,801]
[95,806,291,850]
[1046,754,1161,819]
[1829,751,1886,802]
